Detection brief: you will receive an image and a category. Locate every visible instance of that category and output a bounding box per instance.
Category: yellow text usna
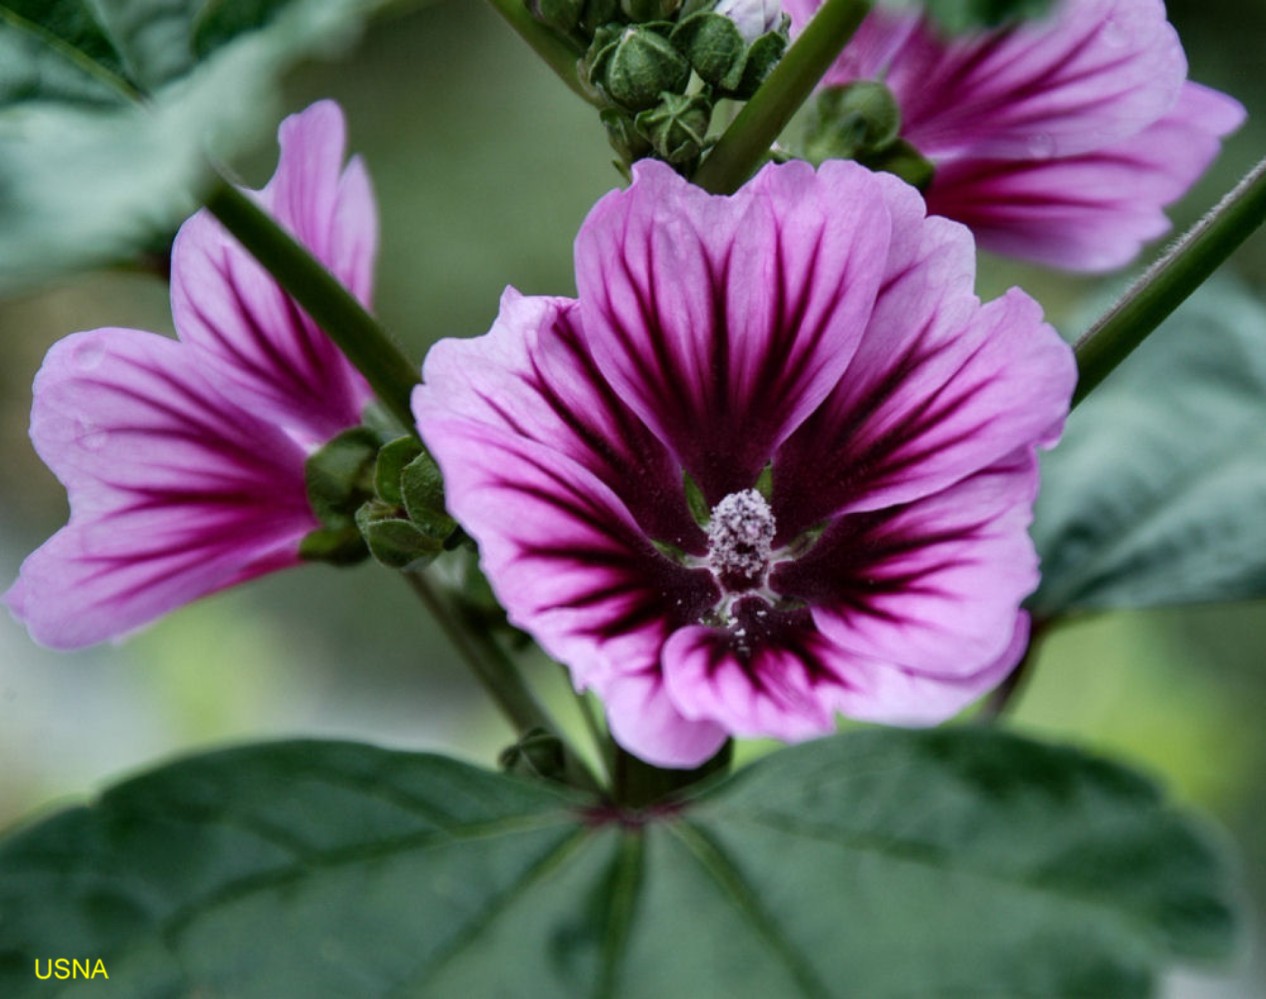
[33,958,109,980]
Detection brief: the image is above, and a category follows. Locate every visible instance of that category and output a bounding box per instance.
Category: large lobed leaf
[0,730,1237,996]
[1032,279,1266,617]
[0,0,391,290]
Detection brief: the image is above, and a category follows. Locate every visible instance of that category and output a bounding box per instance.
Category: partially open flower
[415,160,1075,768]
[786,0,1245,272]
[5,101,376,649]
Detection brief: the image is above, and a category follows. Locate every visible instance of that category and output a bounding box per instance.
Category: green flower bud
[670,12,746,90]
[499,728,568,783]
[635,92,712,167]
[401,450,457,540]
[304,426,380,527]
[804,81,903,163]
[620,0,681,21]
[588,24,691,111]
[601,107,655,164]
[298,524,368,566]
[579,0,620,34]
[528,0,586,35]
[865,138,936,192]
[729,26,785,99]
[355,499,444,571]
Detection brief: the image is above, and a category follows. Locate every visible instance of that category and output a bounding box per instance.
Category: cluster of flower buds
[527,0,788,169]
[302,420,457,573]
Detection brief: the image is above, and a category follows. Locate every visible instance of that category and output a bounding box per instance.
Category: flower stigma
[707,489,776,593]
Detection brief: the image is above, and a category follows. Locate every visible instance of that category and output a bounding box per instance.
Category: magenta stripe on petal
[775,177,1074,532]
[7,330,316,649]
[775,453,1040,676]
[576,159,890,502]
[171,102,374,443]
[417,413,718,690]
[418,290,704,552]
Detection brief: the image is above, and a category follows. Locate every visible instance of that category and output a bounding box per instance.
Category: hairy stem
[1074,155,1266,406]
[204,179,420,431]
[692,0,871,194]
[405,571,602,793]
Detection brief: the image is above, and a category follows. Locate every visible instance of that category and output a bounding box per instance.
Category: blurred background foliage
[1,0,1264,993]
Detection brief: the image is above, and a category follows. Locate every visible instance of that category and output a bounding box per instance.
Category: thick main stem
[204,179,420,431]
[692,0,871,194]
[1073,155,1266,406]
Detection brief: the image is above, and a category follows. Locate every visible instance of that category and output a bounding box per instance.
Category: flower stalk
[203,177,420,431]
[1073,155,1266,406]
[405,570,603,794]
[692,0,871,194]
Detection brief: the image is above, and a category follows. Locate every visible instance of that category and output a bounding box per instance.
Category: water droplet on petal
[1027,133,1055,159]
[75,417,110,451]
[1101,18,1127,48]
[72,338,106,371]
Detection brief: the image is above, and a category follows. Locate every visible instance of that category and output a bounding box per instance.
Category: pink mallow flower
[415,161,1076,768]
[5,101,376,649]
[786,0,1246,272]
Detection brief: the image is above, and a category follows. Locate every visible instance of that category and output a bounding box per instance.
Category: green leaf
[1032,279,1266,616]
[879,0,1054,33]
[0,730,1237,996]
[0,0,392,290]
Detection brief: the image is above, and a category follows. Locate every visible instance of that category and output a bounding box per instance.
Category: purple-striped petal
[5,330,316,650]
[413,408,719,691]
[576,159,891,502]
[663,613,838,741]
[774,453,1040,676]
[926,81,1247,271]
[881,0,1186,161]
[774,176,1074,534]
[171,101,374,445]
[417,290,704,552]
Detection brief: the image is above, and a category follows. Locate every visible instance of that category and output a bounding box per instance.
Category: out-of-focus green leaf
[1032,280,1266,616]
[0,0,391,291]
[0,730,1237,996]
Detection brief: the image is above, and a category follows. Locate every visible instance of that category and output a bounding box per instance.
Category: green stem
[612,741,732,808]
[484,0,597,106]
[1073,155,1266,407]
[404,571,602,794]
[204,179,420,431]
[692,0,871,194]
[404,571,552,736]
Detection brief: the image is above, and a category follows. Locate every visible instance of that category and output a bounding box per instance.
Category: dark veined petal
[663,613,839,742]
[774,175,1074,535]
[925,81,1247,272]
[575,159,891,503]
[774,453,1041,677]
[413,405,719,692]
[171,101,374,445]
[418,290,704,552]
[882,0,1186,161]
[4,330,316,650]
